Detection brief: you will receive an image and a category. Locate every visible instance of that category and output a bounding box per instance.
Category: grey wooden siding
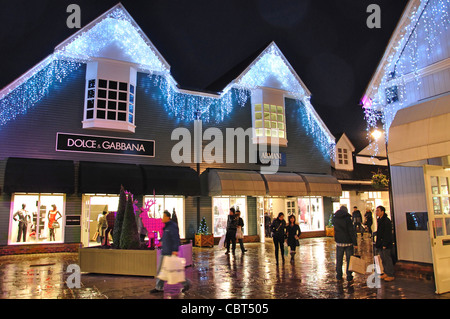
[390,165,432,263]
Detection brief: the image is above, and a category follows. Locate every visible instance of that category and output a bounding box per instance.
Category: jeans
[17,223,27,242]
[155,255,191,291]
[225,230,236,252]
[273,237,285,262]
[379,248,395,277]
[336,245,354,280]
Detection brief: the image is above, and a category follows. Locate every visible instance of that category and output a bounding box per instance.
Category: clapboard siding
[390,165,432,263]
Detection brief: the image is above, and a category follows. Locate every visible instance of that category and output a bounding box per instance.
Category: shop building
[331,133,391,234]
[362,0,450,293]
[0,4,341,254]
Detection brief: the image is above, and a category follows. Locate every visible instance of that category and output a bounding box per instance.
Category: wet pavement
[1,235,449,300]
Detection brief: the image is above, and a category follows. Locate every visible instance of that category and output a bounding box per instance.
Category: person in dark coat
[225,207,238,255]
[286,214,301,263]
[375,205,395,281]
[333,206,358,282]
[236,210,247,254]
[150,210,191,294]
[270,212,286,265]
[264,213,271,238]
[364,208,373,238]
[352,206,364,235]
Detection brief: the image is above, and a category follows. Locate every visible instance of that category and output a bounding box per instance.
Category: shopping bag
[218,234,226,249]
[374,255,384,274]
[284,242,289,257]
[92,232,99,241]
[348,255,366,275]
[236,228,244,240]
[157,255,186,285]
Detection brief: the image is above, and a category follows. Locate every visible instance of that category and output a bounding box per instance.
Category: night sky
[0,0,408,150]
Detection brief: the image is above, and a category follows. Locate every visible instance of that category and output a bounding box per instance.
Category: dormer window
[83,60,137,133]
[338,148,349,165]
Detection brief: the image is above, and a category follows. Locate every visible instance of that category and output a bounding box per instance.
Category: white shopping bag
[218,234,226,249]
[157,255,186,285]
[374,255,384,274]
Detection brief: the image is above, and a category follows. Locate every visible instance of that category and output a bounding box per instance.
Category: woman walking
[270,212,286,265]
[286,214,301,263]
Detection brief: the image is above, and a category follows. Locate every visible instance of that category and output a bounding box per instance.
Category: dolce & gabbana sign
[56,133,155,157]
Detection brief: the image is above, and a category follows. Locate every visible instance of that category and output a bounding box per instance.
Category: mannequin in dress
[13,204,30,242]
[48,204,62,241]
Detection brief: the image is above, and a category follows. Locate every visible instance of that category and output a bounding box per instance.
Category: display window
[9,194,65,245]
[213,196,247,237]
[143,195,185,239]
[298,197,324,232]
[82,195,119,247]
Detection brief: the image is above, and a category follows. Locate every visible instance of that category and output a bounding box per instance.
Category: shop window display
[9,194,65,244]
[143,196,185,239]
[213,196,247,237]
[298,197,324,232]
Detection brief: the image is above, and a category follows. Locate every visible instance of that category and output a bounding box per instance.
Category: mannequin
[48,204,62,241]
[13,204,30,242]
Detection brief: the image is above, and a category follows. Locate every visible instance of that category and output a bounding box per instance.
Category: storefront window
[10,194,65,245]
[143,196,185,239]
[298,197,324,232]
[213,196,247,237]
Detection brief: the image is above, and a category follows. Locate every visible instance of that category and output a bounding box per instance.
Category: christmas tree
[119,193,140,250]
[197,217,210,235]
[112,185,127,248]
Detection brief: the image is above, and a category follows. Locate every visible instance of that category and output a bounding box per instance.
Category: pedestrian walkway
[0,237,448,299]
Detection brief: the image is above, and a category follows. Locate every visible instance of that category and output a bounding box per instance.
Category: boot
[290,252,296,263]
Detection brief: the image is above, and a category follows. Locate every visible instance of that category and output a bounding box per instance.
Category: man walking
[333,206,358,282]
[225,207,238,255]
[375,206,395,282]
[150,211,191,294]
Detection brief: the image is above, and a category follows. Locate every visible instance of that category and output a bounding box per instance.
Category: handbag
[349,255,366,275]
[374,254,384,274]
[157,255,186,285]
[218,234,226,249]
[236,227,244,240]
[283,242,289,257]
[92,232,99,241]
[52,221,60,229]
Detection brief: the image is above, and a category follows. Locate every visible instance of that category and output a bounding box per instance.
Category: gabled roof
[335,133,355,152]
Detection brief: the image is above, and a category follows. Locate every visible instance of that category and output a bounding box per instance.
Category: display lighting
[363,0,449,144]
[0,5,336,158]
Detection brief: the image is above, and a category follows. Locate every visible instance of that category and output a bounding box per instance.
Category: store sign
[56,133,155,157]
[257,151,286,167]
[65,215,81,227]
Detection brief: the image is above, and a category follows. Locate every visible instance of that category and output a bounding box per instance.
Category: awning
[388,94,450,166]
[79,161,144,195]
[262,172,308,196]
[141,165,200,196]
[299,173,342,197]
[4,158,75,194]
[205,169,266,196]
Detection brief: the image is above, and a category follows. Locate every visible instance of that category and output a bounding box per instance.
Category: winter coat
[286,223,301,247]
[226,215,238,232]
[375,213,393,249]
[161,220,181,256]
[270,218,286,240]
[332,207,357,246]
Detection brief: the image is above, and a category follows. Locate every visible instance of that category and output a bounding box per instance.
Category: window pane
[271,105,277,113]
[446,218,450,236]
[108,101,117,110]
[265,129,271,137]
[118,102,127,111]
[98,90,107,99]
[270,114,277,121]
[264,112,270,120]
[264,120,270,128]
[88,79,96,89]
[435,218,444,236]
[129,114,134,124]
[278,131,285,138]
[255,112,262,120]
[108,91,117,100]
[264,104,270,112]
[278,123,284,130]
[97,99,106,109]
[440,177,449,195]
[129,104,134,114]
[88,90,95,99]
[119,82,128,91]
[87,99,94,109]
[130,95,134,104]
[433,197,442,214]
[86,110,94,119]
[277,106,283,114]
[255,120,263,128]
[254,104,262,112]
[271,129,278,137]
[109,81,118,90]
[277,115,284,122]
[107,112,116,120]
[99,79,107,88]
[130,84,135,94]
[117,112,126,122]
[443,197,449,215]
[431,176,439,194]
[255,129,263,137]
[271,121,277,128]
[119,92,127,101]
[97,110,106,119]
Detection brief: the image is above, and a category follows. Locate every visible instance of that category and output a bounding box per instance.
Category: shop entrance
[423,165,450,294]
[81,195,119,248]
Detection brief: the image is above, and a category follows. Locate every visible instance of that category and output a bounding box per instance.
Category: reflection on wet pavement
[0,236,449,299]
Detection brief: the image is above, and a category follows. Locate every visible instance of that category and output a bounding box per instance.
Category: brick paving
[0,236,449,299]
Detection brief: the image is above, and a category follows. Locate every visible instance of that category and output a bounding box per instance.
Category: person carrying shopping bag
[150,211,191,294]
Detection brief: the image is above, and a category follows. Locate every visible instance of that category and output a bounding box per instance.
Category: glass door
[424,165,450,294]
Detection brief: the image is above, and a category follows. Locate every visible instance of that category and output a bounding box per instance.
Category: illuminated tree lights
[363,0,450,143]
[0,6,335,158]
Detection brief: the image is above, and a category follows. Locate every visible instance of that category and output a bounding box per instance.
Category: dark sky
[0,0,408,150]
